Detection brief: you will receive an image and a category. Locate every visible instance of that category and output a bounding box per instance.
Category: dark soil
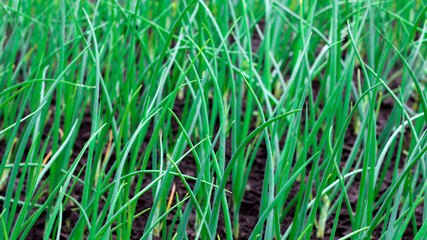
[1,87,422,240]
[0,50,422,240]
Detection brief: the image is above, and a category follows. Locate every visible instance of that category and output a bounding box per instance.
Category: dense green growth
[0,0,426,239]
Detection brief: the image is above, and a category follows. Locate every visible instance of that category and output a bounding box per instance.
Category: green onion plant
[0,0,426,239]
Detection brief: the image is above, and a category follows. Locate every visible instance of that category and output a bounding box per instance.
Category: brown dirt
[0,72,422,240]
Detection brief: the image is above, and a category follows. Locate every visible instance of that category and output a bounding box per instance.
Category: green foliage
[0,0,426,239]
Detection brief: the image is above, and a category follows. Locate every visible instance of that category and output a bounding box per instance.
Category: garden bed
[0,0,426,240]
